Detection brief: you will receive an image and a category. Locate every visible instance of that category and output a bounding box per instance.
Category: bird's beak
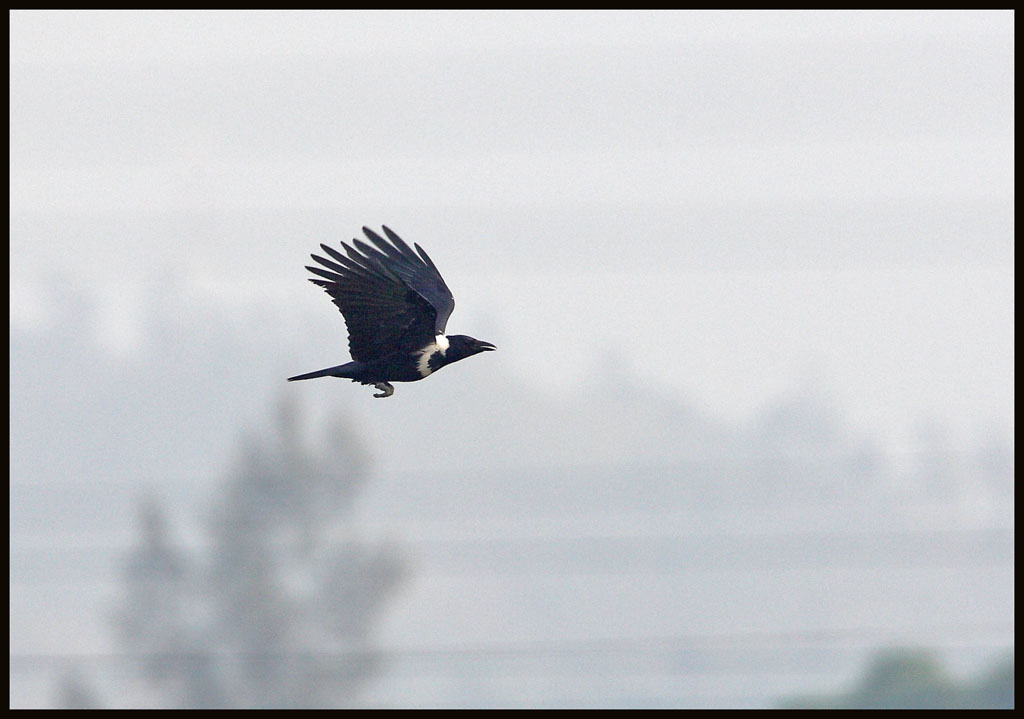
[478,341,497,351]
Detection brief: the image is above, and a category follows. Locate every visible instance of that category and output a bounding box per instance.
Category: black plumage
[288,226,495,397]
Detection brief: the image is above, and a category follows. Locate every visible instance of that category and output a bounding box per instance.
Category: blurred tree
[114,495,194,704]
[110,394,403,708]
[851,648,955,709]
[780,648,1014,709]
[969,653,1014,709]
[55,669,102,709]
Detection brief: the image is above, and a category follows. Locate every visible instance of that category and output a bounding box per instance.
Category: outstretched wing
[305,226,456,362]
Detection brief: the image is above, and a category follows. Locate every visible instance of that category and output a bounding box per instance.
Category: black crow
[288,226,496,397]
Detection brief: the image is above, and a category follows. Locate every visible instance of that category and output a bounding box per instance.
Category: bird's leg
[372,382,394,398]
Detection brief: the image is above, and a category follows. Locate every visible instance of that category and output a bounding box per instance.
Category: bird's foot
[372,382,394,398]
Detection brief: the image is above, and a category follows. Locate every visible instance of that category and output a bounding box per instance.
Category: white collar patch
[417,335,449,377]
[416,347,435,377]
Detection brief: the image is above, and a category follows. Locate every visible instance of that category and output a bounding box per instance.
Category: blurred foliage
[55,670,102,710]
[69,394,405,708]
[780,648,1014,709]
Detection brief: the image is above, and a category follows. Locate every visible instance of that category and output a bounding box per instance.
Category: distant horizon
[10,258,1014,457]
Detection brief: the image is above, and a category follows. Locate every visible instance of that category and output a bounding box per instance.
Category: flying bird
[288,226,495,397]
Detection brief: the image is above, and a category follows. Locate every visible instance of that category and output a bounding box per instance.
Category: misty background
[9,10,1013,708]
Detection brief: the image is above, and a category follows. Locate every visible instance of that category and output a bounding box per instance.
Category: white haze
[10,10,1014,709]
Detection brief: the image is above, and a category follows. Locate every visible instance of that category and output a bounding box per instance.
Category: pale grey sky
[10,10,1014,452]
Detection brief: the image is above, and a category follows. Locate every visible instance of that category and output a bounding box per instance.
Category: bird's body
[288,226,495,397]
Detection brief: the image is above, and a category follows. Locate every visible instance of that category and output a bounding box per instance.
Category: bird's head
[444,335,497,362]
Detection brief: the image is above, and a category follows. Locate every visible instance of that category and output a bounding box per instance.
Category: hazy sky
[10,10,1015,449]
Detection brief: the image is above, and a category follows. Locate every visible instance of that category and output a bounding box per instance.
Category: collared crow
[288,226,496,397]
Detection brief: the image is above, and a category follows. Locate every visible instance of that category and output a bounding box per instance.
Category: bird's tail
[287,361,360,382]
